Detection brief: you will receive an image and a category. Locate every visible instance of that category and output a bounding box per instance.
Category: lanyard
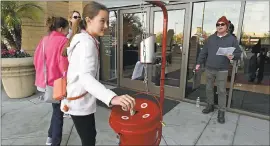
[88,33,99,59]
[87,33,100,78]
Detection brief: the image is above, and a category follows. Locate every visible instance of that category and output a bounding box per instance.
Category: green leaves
[1,1,43,50]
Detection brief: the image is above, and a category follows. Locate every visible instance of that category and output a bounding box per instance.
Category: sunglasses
[73,16,81,19]
[216,23,226,27]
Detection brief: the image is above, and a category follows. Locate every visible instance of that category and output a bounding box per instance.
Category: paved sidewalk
[1,85,269,145]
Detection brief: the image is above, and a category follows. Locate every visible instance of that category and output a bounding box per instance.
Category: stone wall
[21,1,87,55]
[21,2,47,55]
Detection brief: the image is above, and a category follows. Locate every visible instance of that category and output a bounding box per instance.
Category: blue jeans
[48,103,63,146]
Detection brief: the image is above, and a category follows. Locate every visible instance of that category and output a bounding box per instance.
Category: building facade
[22,0,270,119]
[21,1,89,54]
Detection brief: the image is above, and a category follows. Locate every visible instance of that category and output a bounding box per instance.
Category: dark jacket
[197,32,242,71]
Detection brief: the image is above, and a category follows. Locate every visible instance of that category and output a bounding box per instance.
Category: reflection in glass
[231,1,270,116]
[191,1,241,38]
[185,1,241,103]
[100,11,118,84]
[122,12,146,80]
[152,10,185,87]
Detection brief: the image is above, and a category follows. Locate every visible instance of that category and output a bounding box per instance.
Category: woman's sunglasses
[216,23,226,27]
[73,16,81,19]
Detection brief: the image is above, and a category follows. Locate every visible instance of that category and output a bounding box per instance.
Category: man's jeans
[205,68,228,111]
[48,103,64,146]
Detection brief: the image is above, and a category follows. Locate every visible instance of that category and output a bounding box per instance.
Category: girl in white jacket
[61,2,135,146]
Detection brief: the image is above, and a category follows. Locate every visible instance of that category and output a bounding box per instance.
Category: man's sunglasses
[216,23,226,27]
[73,16,81,19]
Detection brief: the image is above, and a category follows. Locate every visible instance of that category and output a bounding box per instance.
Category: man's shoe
[217,110,225,124]
[248,78,254,82]
[202,104,214,114]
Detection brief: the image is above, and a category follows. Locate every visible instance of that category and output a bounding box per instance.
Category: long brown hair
[46,16,69,33]
[68,10,81,27]
[61,20,80,56]
[61,1,109,56]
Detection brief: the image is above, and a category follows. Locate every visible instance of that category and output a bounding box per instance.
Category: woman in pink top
[34,16,69,146]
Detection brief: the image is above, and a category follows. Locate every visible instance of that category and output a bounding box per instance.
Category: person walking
[196,16,242,124]
[60,2,136,146]
[34,17,69,145]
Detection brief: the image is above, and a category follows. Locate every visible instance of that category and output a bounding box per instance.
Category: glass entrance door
[148,4,190,99]
[119,8,150,91]
[119,4,190,99]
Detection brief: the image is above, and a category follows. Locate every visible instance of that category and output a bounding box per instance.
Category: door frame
[148,4,191,100]
[118,7,151,91]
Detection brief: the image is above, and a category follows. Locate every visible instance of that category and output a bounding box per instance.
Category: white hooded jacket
[60,30,116,116]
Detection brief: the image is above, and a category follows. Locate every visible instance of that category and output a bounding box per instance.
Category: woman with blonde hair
[66,10,81,39]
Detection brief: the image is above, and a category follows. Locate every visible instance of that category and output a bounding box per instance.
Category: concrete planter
[1,57,36,98]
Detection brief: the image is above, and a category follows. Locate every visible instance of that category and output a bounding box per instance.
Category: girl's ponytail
[46,16,56,33]
[79,18,86,30]
[62,19,83,56]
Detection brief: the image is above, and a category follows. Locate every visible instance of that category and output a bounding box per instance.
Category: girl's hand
[110,94,136,110]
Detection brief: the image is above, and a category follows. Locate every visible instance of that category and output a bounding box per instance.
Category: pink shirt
[34,31,69,88]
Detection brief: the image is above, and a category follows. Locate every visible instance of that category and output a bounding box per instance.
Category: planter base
[1,57,36,98]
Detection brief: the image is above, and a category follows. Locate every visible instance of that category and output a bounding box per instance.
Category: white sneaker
[46,137,52,145]
[63,113,71,118]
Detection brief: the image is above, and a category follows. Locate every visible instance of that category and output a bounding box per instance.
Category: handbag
[39,39,60,104]
[53,72,67,101]
[53,41,80,101]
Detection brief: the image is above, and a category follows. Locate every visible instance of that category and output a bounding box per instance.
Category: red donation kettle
[109,1,168,145]
[109,98,162,145]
